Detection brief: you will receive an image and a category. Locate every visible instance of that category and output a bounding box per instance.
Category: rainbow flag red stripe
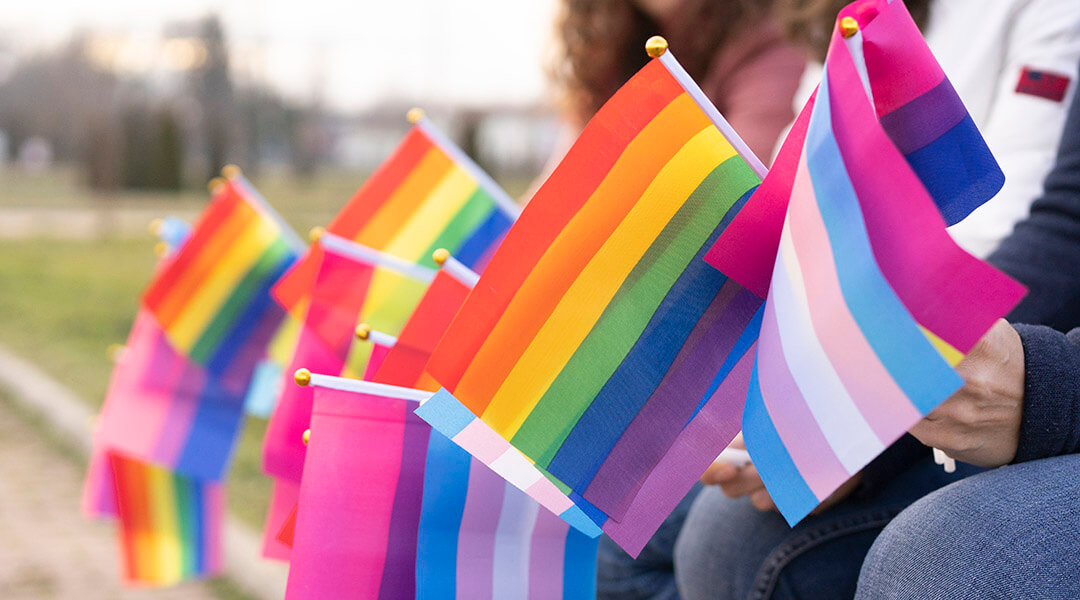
[426,51,763,521]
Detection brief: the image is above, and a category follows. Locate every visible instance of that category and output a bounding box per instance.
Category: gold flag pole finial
[309,226,325,243]
[294,368,312,387]
[302,429,311,446]
[406,107,426,124]
[355,323,372,341]
[153,241,169,258]
[839,16,859,38]
[432,248,450,266]
[106,344,126,363]
[221,164,242,179]
[645,36,668,58]
[207,177,226,194]
[148,218,164,236]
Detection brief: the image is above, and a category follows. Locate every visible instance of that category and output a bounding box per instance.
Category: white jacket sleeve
[948,0,1080,257]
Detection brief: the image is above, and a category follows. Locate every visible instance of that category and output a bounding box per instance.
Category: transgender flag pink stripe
[756,297,848,500]
[786,154,922,439]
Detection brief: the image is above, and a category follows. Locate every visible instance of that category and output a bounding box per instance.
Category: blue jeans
[673,457,979,600]
[856,453,1080,599]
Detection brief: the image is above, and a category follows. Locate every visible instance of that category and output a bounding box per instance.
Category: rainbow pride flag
[706,0,1004,298]
[142,177,300,373]
[285,377,597,599]
[108,452,224,585]
[272,113,519,319]
[739,6,1025,524]
[425,44,764,521]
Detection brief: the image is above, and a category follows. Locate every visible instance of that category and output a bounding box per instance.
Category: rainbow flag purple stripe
[742,15,1025,525]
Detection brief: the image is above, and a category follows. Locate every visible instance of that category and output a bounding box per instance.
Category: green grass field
[0,236,273,528]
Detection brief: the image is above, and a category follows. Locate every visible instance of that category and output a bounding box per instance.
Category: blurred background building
[0,0,560,193]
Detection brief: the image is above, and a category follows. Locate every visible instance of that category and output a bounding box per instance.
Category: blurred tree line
[0,15,327,194]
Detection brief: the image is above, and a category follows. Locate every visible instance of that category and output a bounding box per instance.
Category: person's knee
[858,462,1080,599]
[674,486,781,600]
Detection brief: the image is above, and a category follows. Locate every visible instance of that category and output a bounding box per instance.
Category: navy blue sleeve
[988,64,1080,333]
[1012,325,1080,462]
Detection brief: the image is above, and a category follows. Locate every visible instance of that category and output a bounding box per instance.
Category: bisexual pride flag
[734,2,1025,524]
[424,40,765,528]
[706,0,1005,298]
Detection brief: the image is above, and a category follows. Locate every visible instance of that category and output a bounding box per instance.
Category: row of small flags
[82,0,1024,595]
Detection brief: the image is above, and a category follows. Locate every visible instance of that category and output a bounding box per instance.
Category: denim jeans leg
[597,482,704,600]
[674,458,982,600]
[857,453,1080,600]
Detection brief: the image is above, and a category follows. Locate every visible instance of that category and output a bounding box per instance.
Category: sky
[0,0,559,111]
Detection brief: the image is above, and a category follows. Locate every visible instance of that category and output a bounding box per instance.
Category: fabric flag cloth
[425,46,765,525]
[142,177,299,375]
[417,385,748,557]
[260,235,430,558]
[370,269,474,390]
[268,265,475,556]
[93,311,250,481]
[272,114,519,320]
[736,4,1026,524]
[705,0,1005,298]
[263,234,431,485]
[107,452,224,585]
[285,381,597,599]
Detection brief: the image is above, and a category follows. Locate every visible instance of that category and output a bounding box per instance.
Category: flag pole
[408,107,522,220]
[293,368,434,402]
[221,165,307,252]
[432,248,479,289]
[318,231,437,284]
[648,36,769,179]
[354,323,399,347]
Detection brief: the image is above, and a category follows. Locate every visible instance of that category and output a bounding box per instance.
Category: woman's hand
[909,319,1025,468]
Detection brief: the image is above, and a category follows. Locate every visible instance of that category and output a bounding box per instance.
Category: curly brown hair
[551,0,773,126]
[775,0,931,61]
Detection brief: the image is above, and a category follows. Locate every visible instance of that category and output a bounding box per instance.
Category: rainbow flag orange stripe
[272,117,519,315]
[108,453,223,585]
[142,179,299,370]
[427,53,765,520]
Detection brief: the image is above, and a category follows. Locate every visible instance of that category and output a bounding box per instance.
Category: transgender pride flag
[740,4,1026,524]
[707,0,1005,298]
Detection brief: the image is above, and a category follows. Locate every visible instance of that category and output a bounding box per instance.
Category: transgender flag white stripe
[491,484,539,600]
[772,224,885,473]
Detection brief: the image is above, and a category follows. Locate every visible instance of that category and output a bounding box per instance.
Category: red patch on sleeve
[1016,68,1071,102]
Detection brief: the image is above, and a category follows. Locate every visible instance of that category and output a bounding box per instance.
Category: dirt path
[0,396,222,599]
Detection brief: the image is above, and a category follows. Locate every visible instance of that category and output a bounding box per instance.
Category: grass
[0,236,272,531]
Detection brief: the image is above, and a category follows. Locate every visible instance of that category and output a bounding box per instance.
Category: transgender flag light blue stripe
[807,70,961,413]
